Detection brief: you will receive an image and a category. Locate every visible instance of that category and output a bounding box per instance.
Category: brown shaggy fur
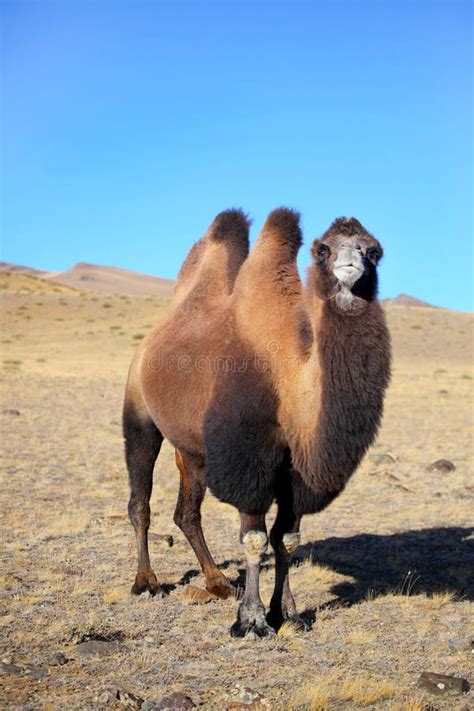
[123,207,391,635]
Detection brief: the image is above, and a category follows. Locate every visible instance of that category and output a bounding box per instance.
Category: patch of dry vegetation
[293,672,398,709]
[0,291,472,709]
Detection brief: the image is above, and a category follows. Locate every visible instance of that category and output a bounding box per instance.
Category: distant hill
[0,261,174,297]
[43,262,175,297]
[0,261,47,278]
[0,269,80,294]
[382,294,435,308]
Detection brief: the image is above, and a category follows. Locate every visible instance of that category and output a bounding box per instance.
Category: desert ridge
[0,261,174,298]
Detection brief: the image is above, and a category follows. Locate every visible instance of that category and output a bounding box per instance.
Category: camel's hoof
[230,602,276,639]
[206,578,235,600]
[230,620,276,639]
[131,571,165,597]
[267,611,311,632]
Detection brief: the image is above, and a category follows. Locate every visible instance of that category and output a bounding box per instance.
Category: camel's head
[311,217,383,311]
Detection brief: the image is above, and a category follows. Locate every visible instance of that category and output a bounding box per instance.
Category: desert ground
[0,271,473,710]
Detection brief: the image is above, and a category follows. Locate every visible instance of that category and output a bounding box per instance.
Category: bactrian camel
[123,208,391,637]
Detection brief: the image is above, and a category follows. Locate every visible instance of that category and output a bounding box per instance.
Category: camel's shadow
[219,526,474,615]
[294,526,474,622]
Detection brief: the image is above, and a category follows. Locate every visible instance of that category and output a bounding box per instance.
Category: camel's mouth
[332,263,364,288]
[332,244,365,288]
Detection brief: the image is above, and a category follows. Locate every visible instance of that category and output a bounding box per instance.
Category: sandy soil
[0,286,473,710]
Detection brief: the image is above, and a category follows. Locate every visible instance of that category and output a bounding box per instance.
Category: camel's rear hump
[172,209,251,308]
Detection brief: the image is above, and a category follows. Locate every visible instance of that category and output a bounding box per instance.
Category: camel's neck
[289,297,391,494]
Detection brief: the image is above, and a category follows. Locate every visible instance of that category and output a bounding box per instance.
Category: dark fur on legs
[174,449,233,599]
[124,403,163,596]
[267,467,341,630]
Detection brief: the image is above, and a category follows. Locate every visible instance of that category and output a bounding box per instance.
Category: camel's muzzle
[332,245,364,287]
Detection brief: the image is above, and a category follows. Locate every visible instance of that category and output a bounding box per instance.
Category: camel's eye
[367,248,380,262]
[317,244,330,258]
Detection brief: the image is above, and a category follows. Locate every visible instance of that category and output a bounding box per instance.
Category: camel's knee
[128,497,150,530]
[242,530,268,562]
[282,532,300,555]
[173,505,201,535]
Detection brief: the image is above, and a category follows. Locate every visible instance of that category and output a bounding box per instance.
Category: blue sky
[1,0,472,310]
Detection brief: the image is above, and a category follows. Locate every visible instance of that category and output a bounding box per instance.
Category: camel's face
[311,217,383,307]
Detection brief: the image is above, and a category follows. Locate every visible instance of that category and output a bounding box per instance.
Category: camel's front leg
[267,506,309,631]
[230,513,275,638]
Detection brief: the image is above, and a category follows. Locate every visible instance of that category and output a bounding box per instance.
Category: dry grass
[103,588,124,605]
[179,585,218,604]
[339,676,397,705]
[294,672,397,709]
[0,291,472,709]
[345,629,376,645]
[276,620,302,639]
[388,701,428,711]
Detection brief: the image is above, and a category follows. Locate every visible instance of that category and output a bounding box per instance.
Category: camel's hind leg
[174,449,234,599]
[124,404,163,596]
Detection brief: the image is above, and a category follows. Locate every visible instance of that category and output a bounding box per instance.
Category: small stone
[448,638,474,653]
[427,459,456,473]
[1,409,20,416]
[45,651,69,666]
[149,533,174,548]
[116,689,144,708]
[21,664,48,679]
[368,453,395,465]
[195,641,214,651]
[75,640,121,658]
[154,691,195,709]
[0,662,47,679]
[0,662,23,676]
[62,565,83,577]
[417,672,470,696]
[221,685,270,709]
[96,688,119,705]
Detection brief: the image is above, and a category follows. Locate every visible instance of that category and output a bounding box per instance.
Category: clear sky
[1,0,472,310]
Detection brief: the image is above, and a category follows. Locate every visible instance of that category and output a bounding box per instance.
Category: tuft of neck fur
[291,299,391,494]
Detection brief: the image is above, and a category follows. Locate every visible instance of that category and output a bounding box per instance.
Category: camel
[124,208,391,637]
[123,208,250,598]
